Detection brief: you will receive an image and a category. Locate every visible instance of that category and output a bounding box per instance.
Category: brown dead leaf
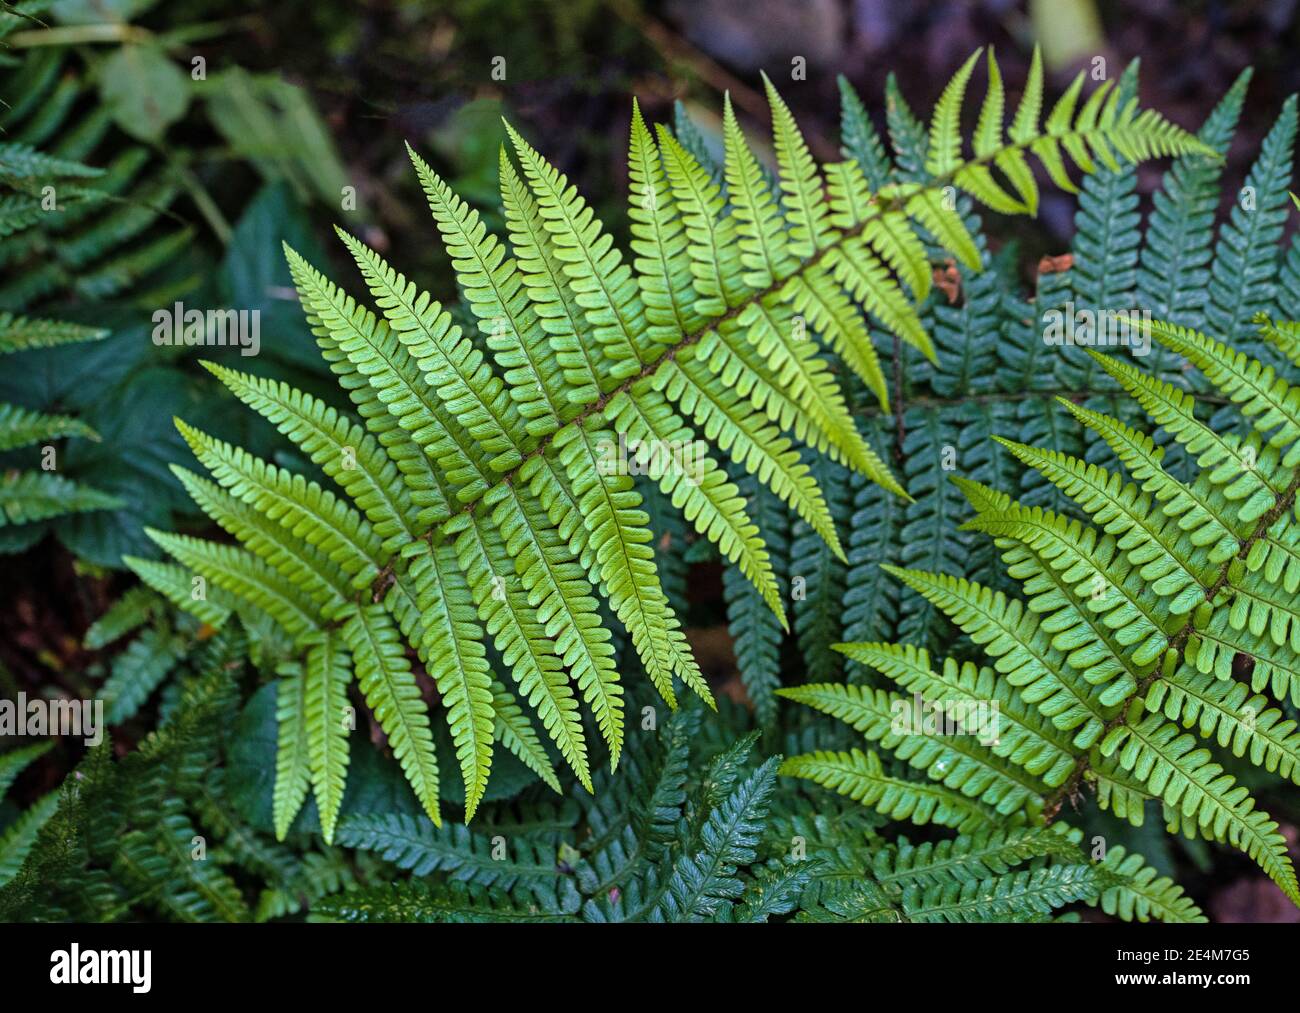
[933,259,961,304]
[1037,253,1074,275]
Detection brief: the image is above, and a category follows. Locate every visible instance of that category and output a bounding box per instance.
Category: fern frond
[272,663,312,841]
[100,625,184,724]
[0,741,53,799]
[405,542,495,820]
[832,313,1300,904]
[136,531,326,642]
[141,53,1206,825]
[0,792,60,888]
[83,586,158,649]
[0,471,121,527]
[900,863,1106,923]
[1100,709,1299,903]
[1147,318,1300,464]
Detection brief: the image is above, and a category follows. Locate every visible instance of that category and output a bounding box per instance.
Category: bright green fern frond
[505,120,654,371]
[761,74,835,257]
[629,100,705,343]
[489,679,560,794]
[1100,708,1299,903]
[336,227,528,471]
[273,662,312,841]
[443,509,591,790]
[408,143,566,438]
[175,419,385,595]
[142,55,1209,831]
[201,362,419,552]
[122,553,233,626]
[144,528,321,640]
[1147,318,1300,465]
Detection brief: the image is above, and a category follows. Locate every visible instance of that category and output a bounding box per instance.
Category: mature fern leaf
[142,51,1205,828]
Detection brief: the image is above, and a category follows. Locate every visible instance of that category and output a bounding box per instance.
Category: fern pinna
[140,48,1205,841]
[782,316,1300,916]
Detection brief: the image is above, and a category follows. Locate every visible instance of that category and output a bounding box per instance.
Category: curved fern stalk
[149,53,1205,829]
[785,316,1300,907]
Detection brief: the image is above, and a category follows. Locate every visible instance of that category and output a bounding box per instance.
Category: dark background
[238,0,1300,273]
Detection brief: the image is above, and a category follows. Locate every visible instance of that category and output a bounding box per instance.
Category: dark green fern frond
[0,45,191,312]
[0,312,120,547]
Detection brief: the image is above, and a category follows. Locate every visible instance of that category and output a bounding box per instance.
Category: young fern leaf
[148,53,1204,829]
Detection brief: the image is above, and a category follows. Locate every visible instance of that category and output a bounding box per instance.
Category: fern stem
[161,153,233,245]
